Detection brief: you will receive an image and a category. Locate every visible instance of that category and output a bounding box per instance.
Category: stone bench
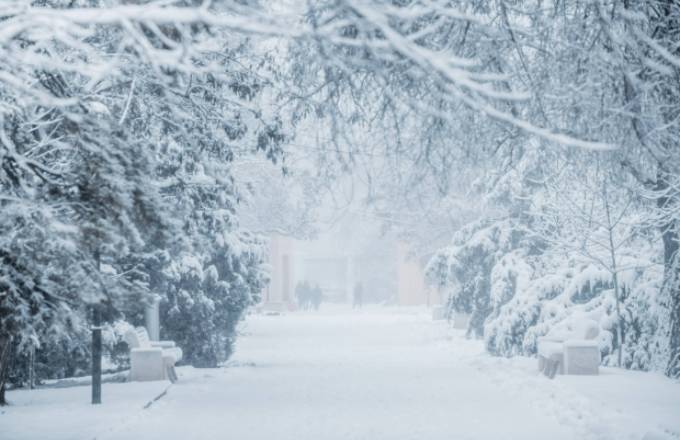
[537,319,600,378]
[124,327,182,383]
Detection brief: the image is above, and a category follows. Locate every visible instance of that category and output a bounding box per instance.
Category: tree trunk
[649,0,680,380]
[611,271,624,368]
[617,0,680,377]
[604,184,624,367]
[657,174,680,377]
[662,222,680,378]
[0,334,14,406]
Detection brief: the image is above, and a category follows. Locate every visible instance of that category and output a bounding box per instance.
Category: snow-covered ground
[1,377,170,440]
[2,306,679,440]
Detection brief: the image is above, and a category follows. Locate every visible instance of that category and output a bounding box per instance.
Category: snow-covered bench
[124,327,182,383]
[537,319,600,378]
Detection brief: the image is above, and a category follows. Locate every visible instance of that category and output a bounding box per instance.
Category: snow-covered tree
[426,218,536,338]
[161,232,267,367]
[0,0,288,394]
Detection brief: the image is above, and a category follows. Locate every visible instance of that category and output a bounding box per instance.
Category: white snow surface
[2,306,679,440]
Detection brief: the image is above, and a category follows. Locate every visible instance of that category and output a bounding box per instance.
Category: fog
[1,1,680,439]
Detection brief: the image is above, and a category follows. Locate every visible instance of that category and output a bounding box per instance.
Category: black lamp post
[92,305,102,405]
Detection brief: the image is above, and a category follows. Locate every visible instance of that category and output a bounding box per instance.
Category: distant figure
[353,282,363,309]
[295,280,312,311]
[294,281,303,304]
[311,284,323,311]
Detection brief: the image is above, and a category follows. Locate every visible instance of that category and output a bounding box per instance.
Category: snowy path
[96,307,679,440]
[4,306,679,440]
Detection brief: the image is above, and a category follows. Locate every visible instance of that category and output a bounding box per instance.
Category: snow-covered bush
[0,0,285,398]
[430,215,668,372]
[426,218,534,337]
[7,317,134,387]
[161,232,268,368]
